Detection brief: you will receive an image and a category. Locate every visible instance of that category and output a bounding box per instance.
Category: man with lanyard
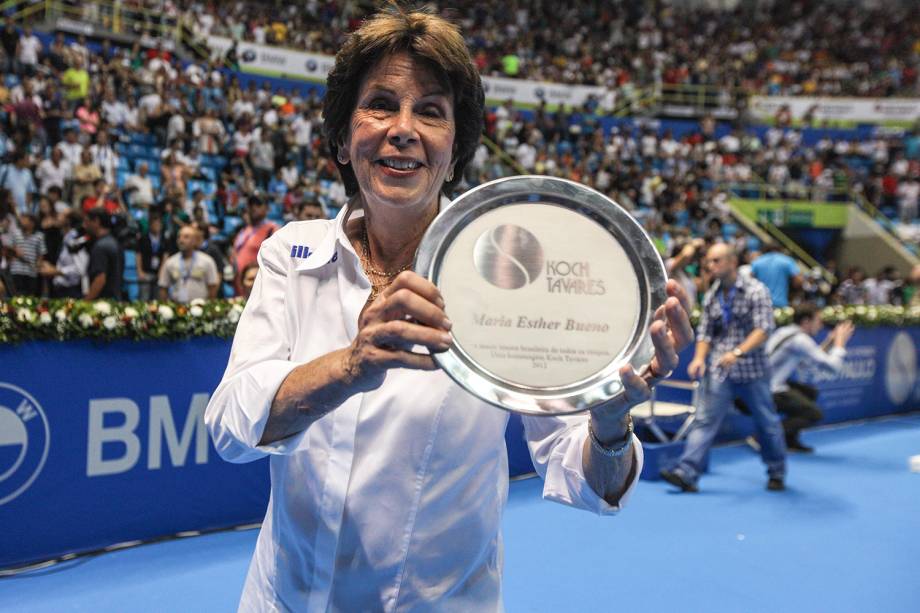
[766,304,854,453]
[158,225,219,303]
[661,242,787,492]
[233,194,278,294]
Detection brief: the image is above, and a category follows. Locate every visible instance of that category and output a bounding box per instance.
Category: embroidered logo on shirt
[290,245,313,259]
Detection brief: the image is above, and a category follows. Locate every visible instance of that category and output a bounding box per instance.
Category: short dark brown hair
[323,4,484,198]
[792,302,820,325]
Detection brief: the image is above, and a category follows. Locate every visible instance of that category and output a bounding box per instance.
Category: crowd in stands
[491,100,920,305]
[183,0,920,97]
[0,17,918,311]
[0,22,331,302]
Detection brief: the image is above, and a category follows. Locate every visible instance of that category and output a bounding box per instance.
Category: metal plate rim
[415,175,667,415]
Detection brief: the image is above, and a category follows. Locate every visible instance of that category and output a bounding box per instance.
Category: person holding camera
[766,304,855,453]
[666,237,705,310]
[40,210,89,299]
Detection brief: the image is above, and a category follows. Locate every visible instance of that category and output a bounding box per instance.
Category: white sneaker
[745,435,761,452]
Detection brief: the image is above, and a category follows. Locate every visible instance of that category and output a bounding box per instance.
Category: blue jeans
[675,375,786,484]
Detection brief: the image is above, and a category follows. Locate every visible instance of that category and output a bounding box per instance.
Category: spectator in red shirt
[881,171,899,213]
[232,194,278,294]
[81,179,121,215]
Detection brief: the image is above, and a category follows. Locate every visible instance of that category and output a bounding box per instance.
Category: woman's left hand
[590,279,694,424]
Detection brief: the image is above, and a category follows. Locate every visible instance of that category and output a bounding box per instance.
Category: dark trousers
[773,388,823,443]
[51,283,83,299]
[12,274,41,296]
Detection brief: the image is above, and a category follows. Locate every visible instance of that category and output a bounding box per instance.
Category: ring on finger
[639,362,673,386]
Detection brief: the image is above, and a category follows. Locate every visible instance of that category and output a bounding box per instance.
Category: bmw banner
[0,339,269,569]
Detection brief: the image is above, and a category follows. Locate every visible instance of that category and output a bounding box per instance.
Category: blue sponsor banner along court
[2,327,919,569]
[504,326,920,485]
[0,339,269,569]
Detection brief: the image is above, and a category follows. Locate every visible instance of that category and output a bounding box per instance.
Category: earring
[447,168,454,182]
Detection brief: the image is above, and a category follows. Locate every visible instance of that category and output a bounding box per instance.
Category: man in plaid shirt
[661,243,787,492]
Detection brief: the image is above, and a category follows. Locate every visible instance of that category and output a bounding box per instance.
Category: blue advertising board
[507,326,920,479]
[2,326,919,569]
[0,339,267,569]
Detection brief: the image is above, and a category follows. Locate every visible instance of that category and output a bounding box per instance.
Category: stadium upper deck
[174,0,920,97]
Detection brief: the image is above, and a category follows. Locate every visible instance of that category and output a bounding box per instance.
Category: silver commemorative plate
[415,176,667,416]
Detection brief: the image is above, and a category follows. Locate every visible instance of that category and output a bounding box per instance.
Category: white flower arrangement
[158,305,175,321]
[1,297,245,343]
[4,298,913,346]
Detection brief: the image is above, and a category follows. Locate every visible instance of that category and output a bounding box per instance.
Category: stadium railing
[656,83,748,115]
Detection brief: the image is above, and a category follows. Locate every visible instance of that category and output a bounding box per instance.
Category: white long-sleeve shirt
[766,324,847,393]
[205,206,643,613]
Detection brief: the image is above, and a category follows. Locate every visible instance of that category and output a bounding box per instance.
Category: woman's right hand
[340,270,453,393]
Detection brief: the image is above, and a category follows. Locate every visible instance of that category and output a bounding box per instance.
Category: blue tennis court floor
[2,413,918,612]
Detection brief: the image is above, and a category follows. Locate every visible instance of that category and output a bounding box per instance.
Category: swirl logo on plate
[473,224,544,289]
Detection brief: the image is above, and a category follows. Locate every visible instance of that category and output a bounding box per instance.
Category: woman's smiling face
[340,52,456,216]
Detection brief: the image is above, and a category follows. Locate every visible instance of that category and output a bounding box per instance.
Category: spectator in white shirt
[58,128,84,169]
[36,146,70,196]
[291,108,313,167]
[101,89,128,127]
[123,161,156,208]
[90,130,119,186]
[16,26,42,76]
[896,175,919,223]
[232,95,256,121]
[160,138,191,167]
[863,266,902,305]
[280,159,299,190]
[766,304,855,452]
[167,107,187,145]
[515,138,537,171]
[249,130,275,188]
[232,123,254,157]
[193,108,226,154]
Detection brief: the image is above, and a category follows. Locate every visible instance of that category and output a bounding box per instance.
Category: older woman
[206,7,692,612]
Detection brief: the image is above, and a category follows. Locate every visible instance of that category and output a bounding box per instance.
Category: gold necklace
[360,223,412,301]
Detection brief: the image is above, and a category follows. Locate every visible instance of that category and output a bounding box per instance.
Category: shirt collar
[294,195,451,272]
[713,274,746,295]
[294,205,355,272]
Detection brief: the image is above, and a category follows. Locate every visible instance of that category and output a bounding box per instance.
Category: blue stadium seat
[128,144,148,159]
[129,133,157,146]
[122,249,139,301]
[201,154,227,170]
[222,215,244,237]
[187,180,217,196]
